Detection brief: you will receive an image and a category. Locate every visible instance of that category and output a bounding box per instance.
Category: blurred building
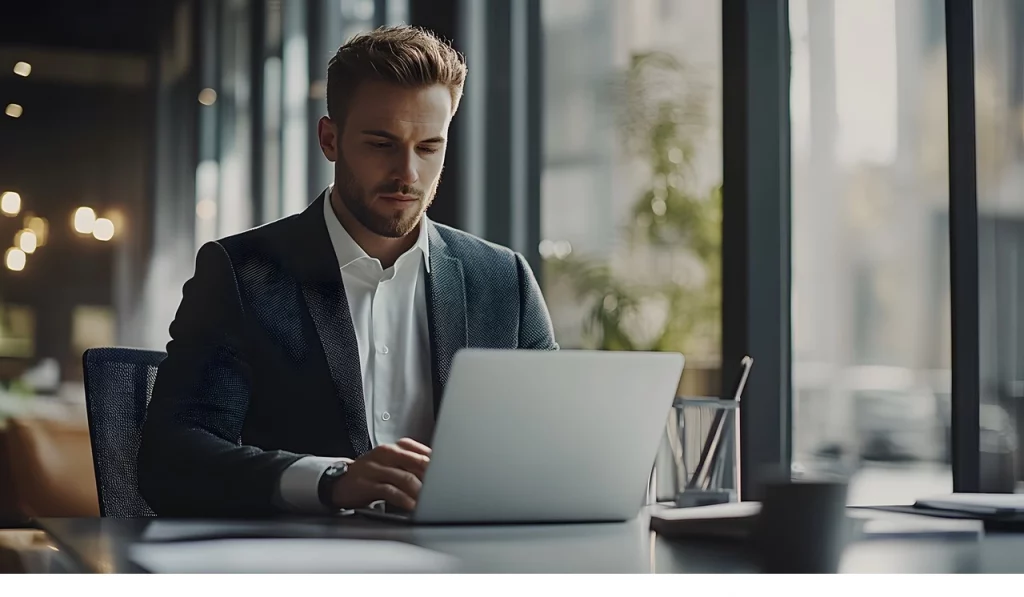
[791,0,1024,497]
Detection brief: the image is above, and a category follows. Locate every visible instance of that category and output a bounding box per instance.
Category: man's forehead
[347,82,451,129]
[358,115,448,128]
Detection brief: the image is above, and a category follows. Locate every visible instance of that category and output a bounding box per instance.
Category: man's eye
[368,141,392,149]
[418,146,439,155]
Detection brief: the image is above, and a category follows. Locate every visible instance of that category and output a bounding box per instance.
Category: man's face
[318,80,452,238]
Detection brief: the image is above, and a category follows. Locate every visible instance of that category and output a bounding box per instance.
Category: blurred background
[0,0,1023,522]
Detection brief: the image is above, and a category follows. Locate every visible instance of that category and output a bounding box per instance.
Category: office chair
[82,347,167,517]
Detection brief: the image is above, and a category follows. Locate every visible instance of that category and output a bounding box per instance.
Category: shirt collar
[323,189,431,273]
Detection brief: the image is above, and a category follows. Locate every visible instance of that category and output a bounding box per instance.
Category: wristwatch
[317,461,349,510]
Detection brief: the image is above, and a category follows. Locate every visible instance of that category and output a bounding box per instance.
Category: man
[137,25,558,518]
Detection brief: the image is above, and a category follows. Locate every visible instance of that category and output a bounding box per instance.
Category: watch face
[319,462,348,509]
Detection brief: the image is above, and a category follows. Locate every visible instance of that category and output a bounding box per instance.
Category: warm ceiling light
[15,229,37,254]
[5,103,23,118]
[1,191,20,216]
[26,216,48,246]
[198,88,218,106]
[5,247,26,272]
[92,218,115,241]
[73,206,96,234]
[13,61,31,77]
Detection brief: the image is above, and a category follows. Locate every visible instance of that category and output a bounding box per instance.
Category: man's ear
[317,116,339,162]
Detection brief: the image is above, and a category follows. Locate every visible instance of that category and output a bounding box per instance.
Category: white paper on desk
[915,493,1024,515]
[651,501,761,521]
[139,520,329,543]
[857,516,983,540]
[128,538,461,573]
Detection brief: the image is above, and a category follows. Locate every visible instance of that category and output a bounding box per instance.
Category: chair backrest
[82,347,167,517]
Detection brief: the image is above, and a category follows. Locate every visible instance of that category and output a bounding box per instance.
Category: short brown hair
[326,25,467,122]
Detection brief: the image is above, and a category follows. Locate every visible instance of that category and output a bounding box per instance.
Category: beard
[335,154,437,238]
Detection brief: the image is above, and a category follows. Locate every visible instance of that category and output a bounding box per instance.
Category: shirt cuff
[274,456,349,514]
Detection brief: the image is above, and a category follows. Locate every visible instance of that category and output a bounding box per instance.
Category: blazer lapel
[426,223,468,415]
[292,191,371,455]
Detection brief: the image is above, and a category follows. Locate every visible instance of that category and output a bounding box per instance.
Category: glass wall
[192,0,408,244]
[789,0,952,504]
[974,0,1024,493]
[539,0,723,397]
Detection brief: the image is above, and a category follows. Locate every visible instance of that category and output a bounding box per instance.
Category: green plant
[547,50,721,357]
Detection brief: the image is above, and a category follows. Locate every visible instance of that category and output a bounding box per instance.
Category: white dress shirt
[273,195,435,513]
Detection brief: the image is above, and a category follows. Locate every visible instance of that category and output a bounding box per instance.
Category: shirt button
[378,345,389,355]
[381,412,391,421]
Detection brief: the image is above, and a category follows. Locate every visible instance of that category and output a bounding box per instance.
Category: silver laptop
[356,348,684,524]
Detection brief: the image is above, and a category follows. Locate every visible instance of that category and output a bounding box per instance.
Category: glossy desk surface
[33,506,1024,573]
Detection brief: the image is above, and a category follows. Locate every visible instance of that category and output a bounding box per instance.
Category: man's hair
[326,25,467,123]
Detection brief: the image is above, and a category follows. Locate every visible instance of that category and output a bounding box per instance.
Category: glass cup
[666,396,741,507]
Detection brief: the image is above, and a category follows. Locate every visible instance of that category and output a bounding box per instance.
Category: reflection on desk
[129,538,460,573]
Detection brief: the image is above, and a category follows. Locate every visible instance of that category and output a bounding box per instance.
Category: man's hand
[330,438,432,510]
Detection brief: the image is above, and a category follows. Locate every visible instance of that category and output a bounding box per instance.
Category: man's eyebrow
[361,129,446,144]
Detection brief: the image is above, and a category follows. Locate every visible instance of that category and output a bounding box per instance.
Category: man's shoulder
[212,212,304,257]
[431,221,518,262]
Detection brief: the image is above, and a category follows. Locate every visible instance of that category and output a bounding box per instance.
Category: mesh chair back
[82,347,167,517]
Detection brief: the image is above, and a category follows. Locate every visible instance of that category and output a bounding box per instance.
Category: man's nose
[391,150,420,187]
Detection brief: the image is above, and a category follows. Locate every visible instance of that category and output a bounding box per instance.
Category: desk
[32,507,1024,573]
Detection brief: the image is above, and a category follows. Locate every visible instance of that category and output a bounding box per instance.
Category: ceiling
[0,0,162,55]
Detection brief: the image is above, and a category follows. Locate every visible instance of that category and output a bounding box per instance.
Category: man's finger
[375,445,430,477]
[365,461,423,499]
[373,482,417,511]
[397,438,432,457]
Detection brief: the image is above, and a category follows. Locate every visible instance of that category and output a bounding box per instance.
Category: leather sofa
[0,415,100,519]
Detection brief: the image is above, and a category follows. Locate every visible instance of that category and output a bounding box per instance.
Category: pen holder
[667,396,741,507]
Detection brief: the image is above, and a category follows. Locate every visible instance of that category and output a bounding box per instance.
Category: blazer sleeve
[514,252,560,350]
[137,241,304,517]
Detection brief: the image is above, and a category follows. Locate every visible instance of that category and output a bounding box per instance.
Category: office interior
[0,0,1023,574]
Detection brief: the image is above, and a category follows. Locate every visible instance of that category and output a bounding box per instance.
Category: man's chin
[366,211,422,238]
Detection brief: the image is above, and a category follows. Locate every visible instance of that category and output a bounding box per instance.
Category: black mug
[750,478,850,573]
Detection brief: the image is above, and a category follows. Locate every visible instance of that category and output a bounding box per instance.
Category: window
[0,303,35,358]
[71,305,115,364]
[539,0,723,396]
[974,0,1024,493]
[790,0,952,504]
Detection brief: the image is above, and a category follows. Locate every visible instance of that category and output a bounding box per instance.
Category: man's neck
[329,187,419,270]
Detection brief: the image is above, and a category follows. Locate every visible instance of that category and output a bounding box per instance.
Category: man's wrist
[317,460,350,509]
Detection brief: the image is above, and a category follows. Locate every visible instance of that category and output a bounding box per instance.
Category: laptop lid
[411,349,685,524]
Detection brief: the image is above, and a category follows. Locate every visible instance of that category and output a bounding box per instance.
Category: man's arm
[514,252,559,350]
[138,241,306,517]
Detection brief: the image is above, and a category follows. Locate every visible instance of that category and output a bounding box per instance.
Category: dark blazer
[137,191,558,517]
